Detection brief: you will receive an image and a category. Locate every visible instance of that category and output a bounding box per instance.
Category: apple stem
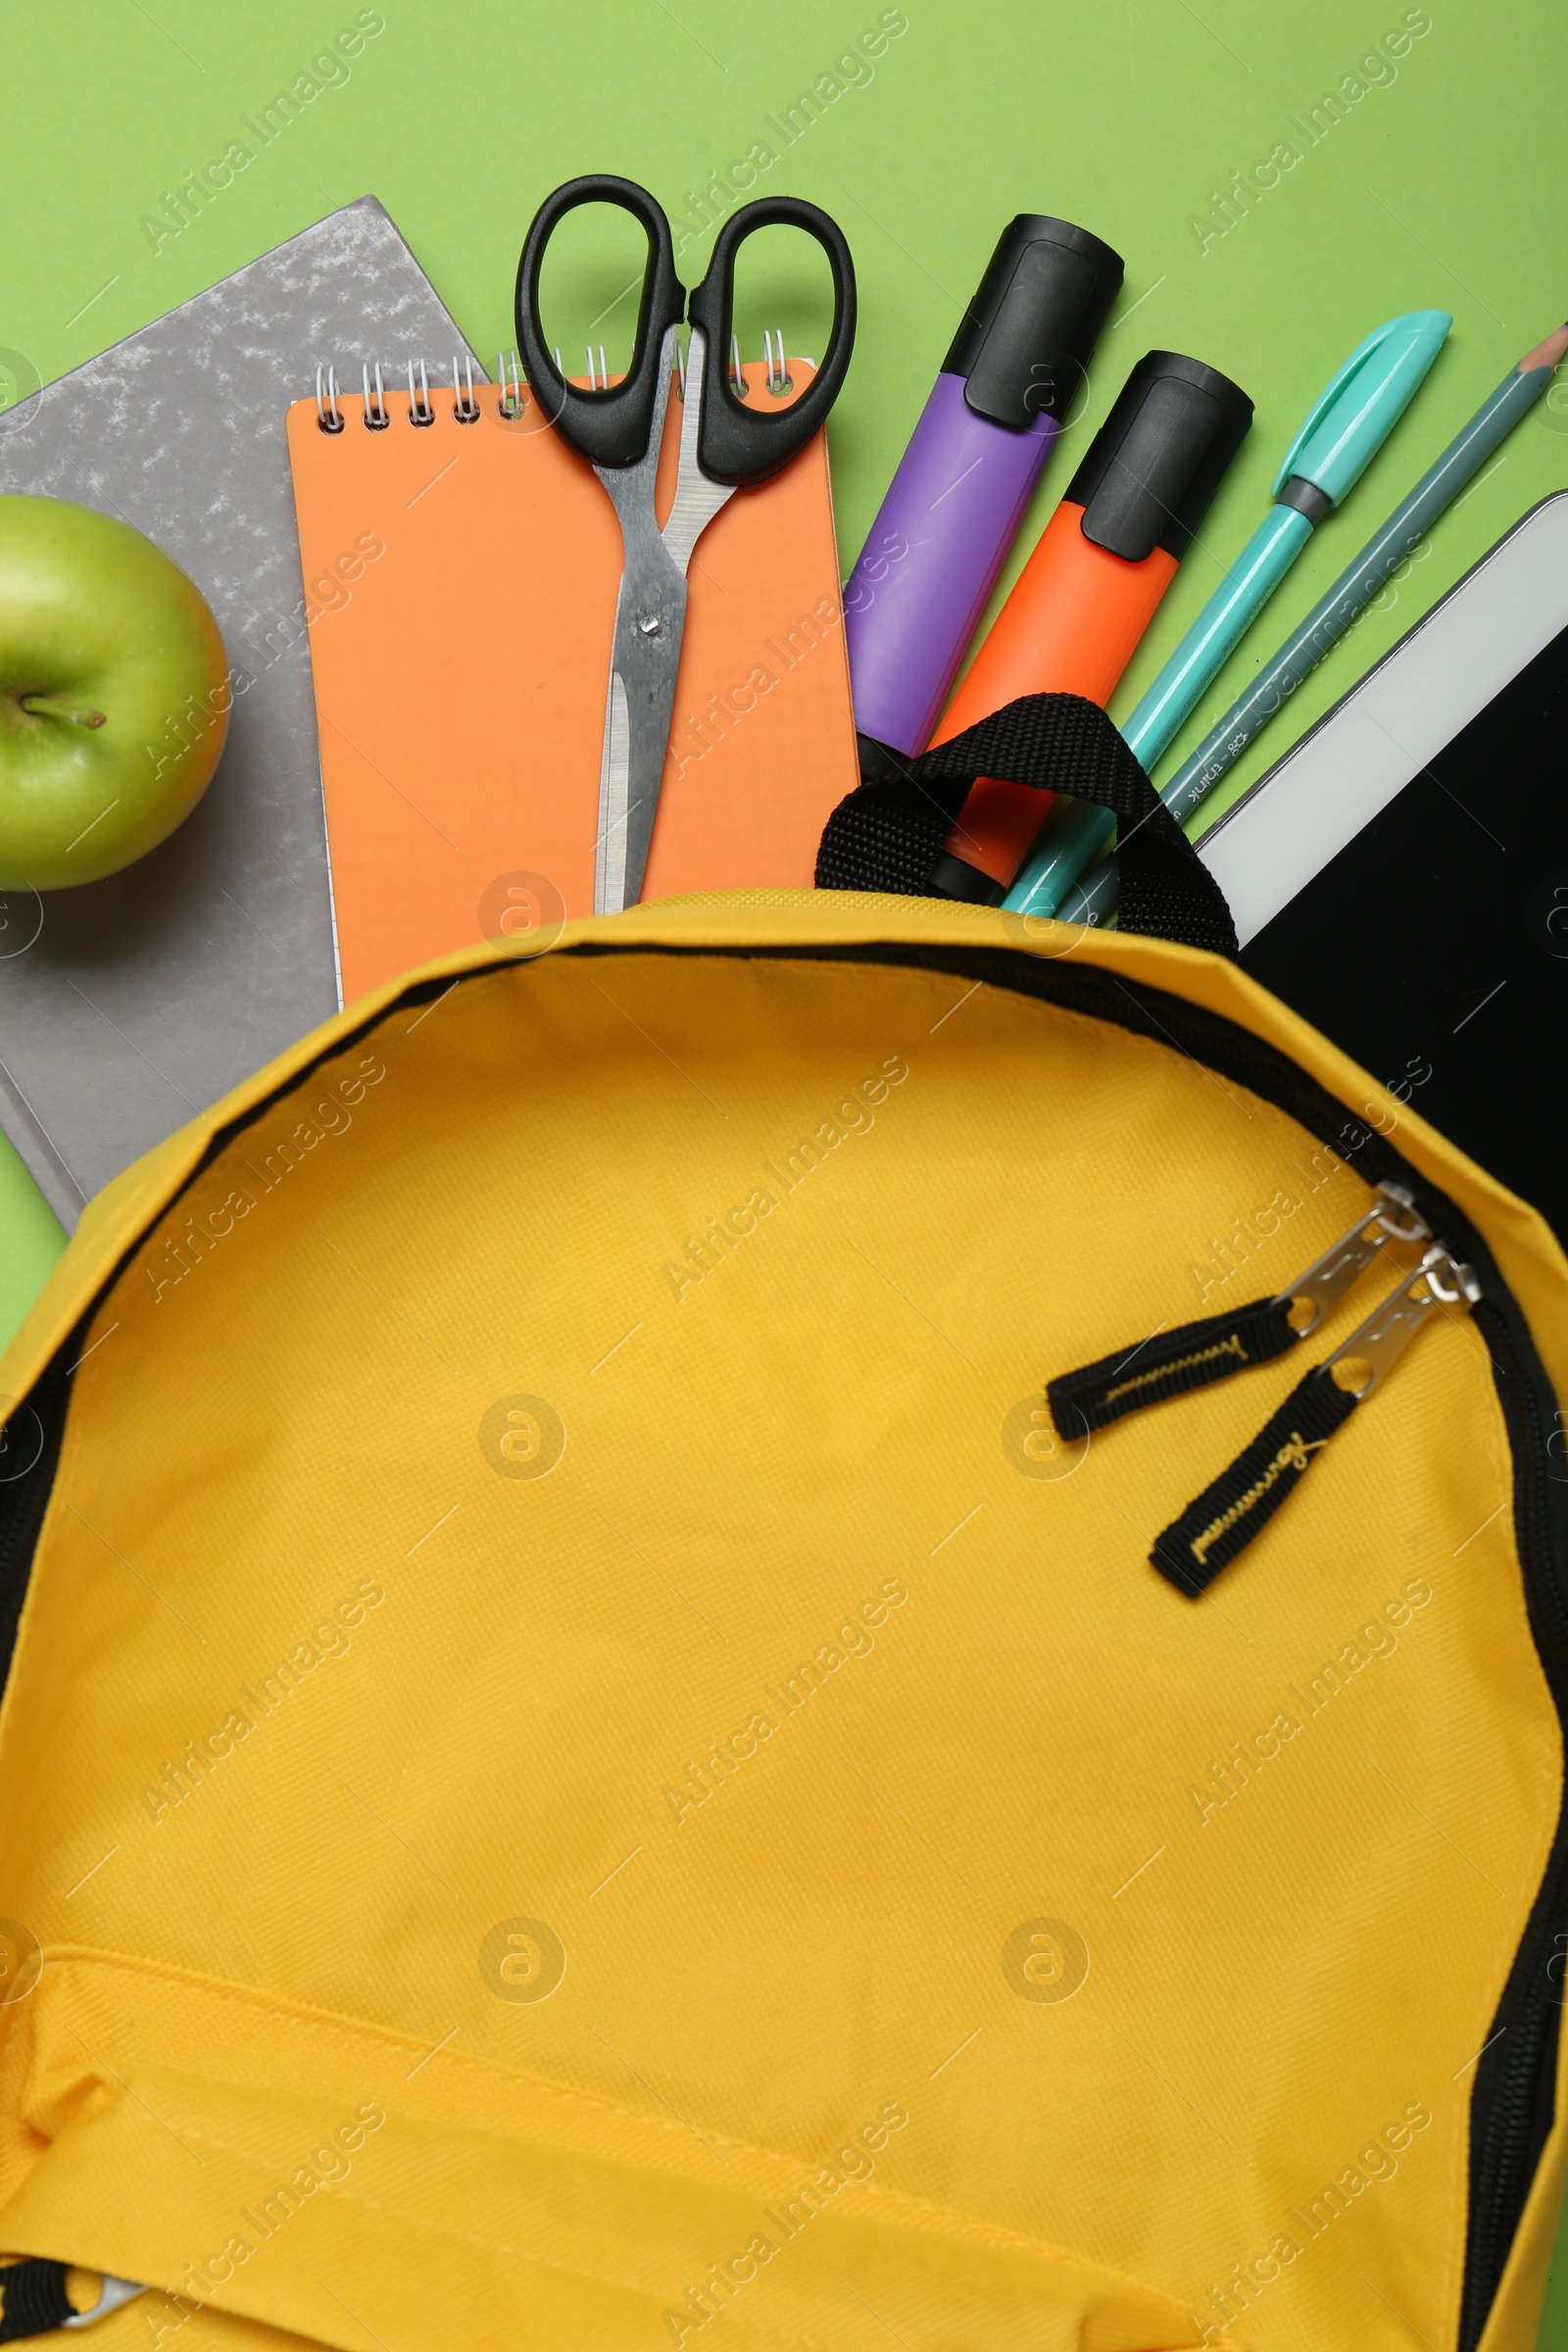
[20,695,106,728]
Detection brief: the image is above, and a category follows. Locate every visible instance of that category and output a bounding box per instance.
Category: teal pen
[1059,311,1568,930]
[1003,310,1450,919]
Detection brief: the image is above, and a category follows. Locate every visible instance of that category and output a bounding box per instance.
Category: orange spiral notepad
[285,365,857,1002]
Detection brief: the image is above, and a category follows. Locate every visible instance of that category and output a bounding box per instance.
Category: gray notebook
[0,197,480,1231]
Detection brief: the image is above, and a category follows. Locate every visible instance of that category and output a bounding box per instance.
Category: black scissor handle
[686,198,856,486]
[514,174,685,469]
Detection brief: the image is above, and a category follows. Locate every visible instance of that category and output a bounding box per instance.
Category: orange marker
[926,351,1253,904]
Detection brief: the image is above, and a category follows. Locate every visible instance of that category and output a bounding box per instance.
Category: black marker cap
[943,215,1125,431]
[1064,350,1253,563]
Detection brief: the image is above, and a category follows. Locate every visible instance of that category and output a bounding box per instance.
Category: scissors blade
[590,324,693,916]
[660,325,736,575]
[594,557,689,913]
[594,657,631,916]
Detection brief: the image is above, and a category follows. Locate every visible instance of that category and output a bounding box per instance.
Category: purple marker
[844,215,1124,771]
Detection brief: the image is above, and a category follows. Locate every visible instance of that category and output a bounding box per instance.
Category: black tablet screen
[1239,623,1568,1244]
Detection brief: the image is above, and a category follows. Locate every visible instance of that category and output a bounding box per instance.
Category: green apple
[0,493,230,889]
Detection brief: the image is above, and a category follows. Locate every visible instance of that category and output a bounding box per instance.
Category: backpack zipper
[1149,1243,1482,1593]
[1454,1294,1568,2352]
[1047,1181,1429,1435]
[0,1346,74,1690]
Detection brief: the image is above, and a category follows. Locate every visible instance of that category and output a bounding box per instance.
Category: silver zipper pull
[1323,1243,1482,1401]
[1272,1180,1430,1339]
[64,2277,146,2328]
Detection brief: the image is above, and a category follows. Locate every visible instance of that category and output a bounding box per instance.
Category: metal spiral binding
[315,364,345,433]
[727,332,795,400]
[762,328,792,398]
[498,351,526,418]
[312,338,800,433]
[361,361,390,430]
[407,357,435,426]
[316,355,508,432]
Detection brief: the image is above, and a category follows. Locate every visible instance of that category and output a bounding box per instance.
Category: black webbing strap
[1151,1367,1358,1594]
[816,694,1238,956]
[0,2260,74,2342]
[1048,1294,1299,1435]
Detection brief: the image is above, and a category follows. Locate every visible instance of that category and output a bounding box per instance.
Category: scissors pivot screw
[637,613,662,636]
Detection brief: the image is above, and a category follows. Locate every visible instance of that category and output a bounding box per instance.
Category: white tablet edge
[1198,491,1568,949]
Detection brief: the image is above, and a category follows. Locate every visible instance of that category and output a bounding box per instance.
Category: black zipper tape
[0,935,1560,2352]
[1150,1365,1358,1593]
[1049,1293,1298,1435]
[0,1341,80,1691]
[1456,1298,1568,2351]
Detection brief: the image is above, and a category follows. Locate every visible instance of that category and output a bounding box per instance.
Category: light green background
[2,4,1567,2328]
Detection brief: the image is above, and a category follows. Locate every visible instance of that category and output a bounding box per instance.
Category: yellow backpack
[1,890,1564,2352]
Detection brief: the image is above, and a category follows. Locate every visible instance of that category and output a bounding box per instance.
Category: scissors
[515,174,856,914]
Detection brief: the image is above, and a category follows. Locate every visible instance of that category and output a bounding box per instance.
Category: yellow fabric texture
[0,893,1563,2352]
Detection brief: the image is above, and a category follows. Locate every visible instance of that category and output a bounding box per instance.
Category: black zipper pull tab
[1048,1295,1299,1437]
[1150,1244,1481,1594]
[1048,1182,1429,1437]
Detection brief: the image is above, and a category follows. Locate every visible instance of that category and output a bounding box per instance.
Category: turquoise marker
[1002,309,1451,919]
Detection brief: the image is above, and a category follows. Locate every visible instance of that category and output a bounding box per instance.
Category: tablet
[1199,493,1568,1244]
